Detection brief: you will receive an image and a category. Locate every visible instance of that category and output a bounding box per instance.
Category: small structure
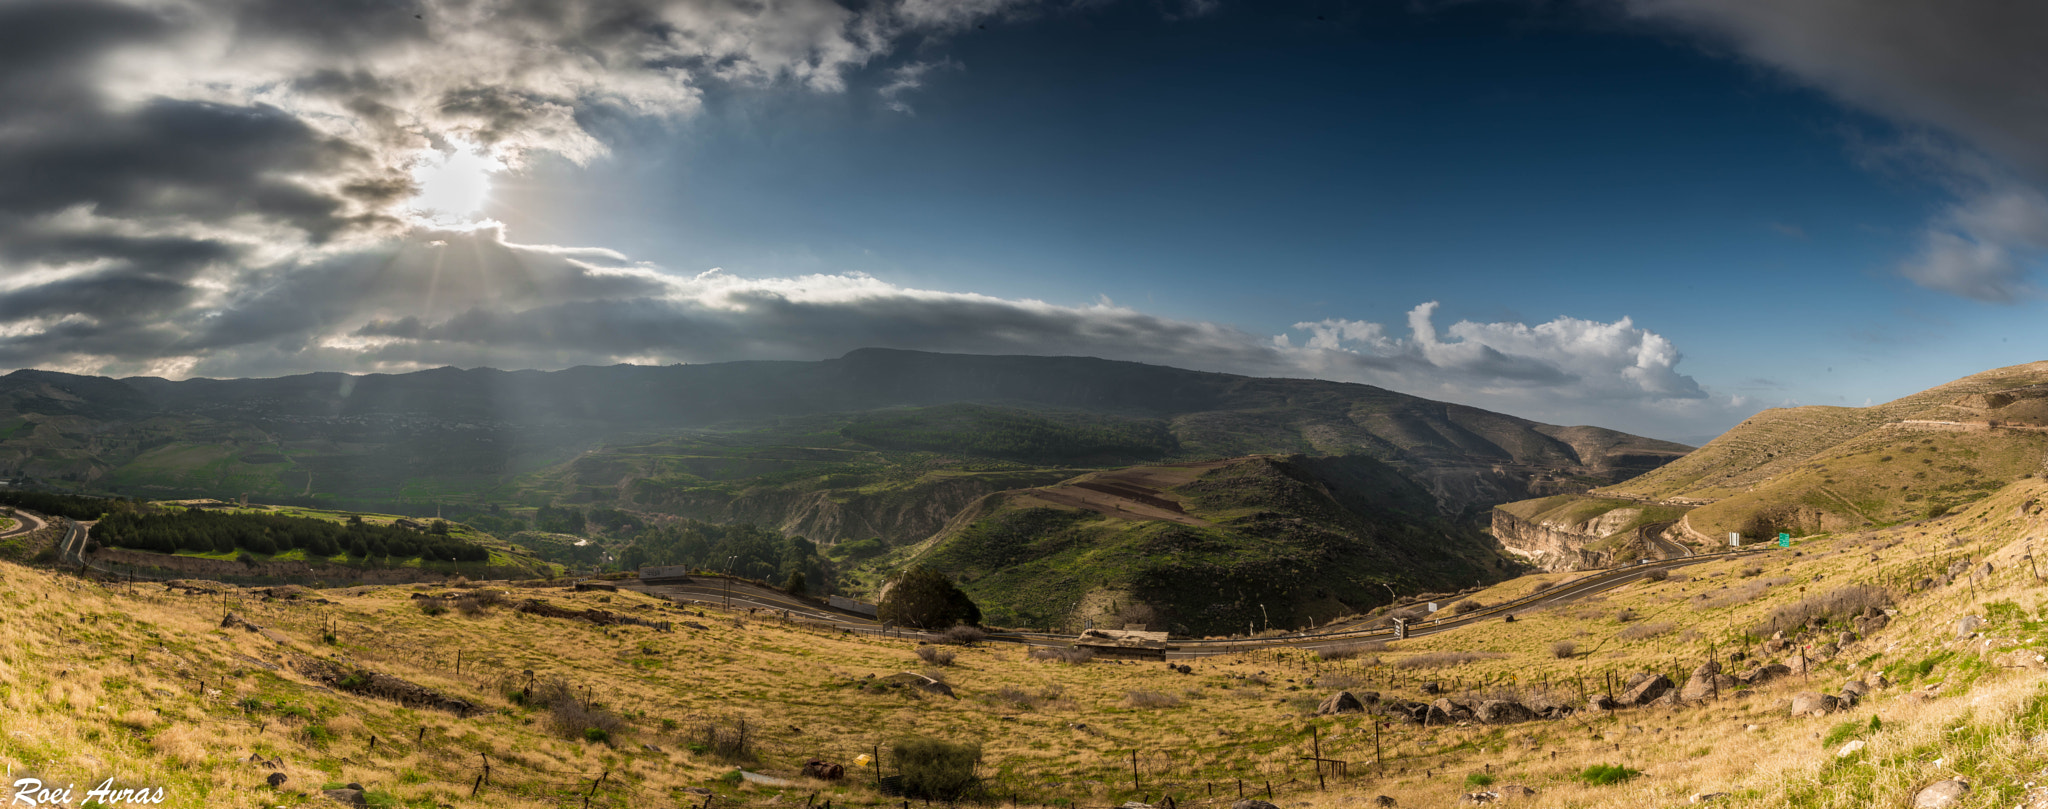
[638,565,692,584]
[827,595,878,617]
[1074,628,1170,660]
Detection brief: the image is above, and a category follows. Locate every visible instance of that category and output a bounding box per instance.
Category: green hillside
[909,454,1514,635]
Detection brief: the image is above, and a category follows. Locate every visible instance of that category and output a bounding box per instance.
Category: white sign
[1729,532,1740,547]
[1426,602,1439,613]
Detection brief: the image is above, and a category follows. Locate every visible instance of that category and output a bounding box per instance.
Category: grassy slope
[8,476,2048,808]
[101,503,559,580]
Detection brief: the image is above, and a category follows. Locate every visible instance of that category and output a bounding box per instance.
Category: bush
[1749,584,1894,639]
[1644,569,1670,582]
[417,599,449,617]
[878,567,981,630]
[938,625,988,645]
[693,715,754,761]
[1550,641,1576,659]
[1614,608,1638,623]
[1740,566,1762,578]
[891,736,981,801]
[537,680,624,743]
[1575,764,1642,786]
[1029,646,1094,665]
[453,595,490,616]
[915,646,957,666]
[1452,599,1487,615]
[1465,773,1496,788]
[1318,642,1387,661]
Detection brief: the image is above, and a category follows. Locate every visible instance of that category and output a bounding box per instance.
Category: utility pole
[724,555,736,608]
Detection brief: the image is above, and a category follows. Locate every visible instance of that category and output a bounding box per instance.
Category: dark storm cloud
[1621,0,2048,302]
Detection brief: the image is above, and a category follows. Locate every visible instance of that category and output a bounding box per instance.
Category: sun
[407,144,503,226]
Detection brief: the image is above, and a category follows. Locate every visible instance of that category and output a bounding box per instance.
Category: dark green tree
[877,566,980,629]
[784,571,808,596]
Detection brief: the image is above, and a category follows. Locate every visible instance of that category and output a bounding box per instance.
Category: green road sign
[1778,533,1791,548]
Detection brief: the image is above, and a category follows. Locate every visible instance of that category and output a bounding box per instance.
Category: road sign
[1426,602,1439,613]
[1729,532,1740,547]
[1778,533,1791,548]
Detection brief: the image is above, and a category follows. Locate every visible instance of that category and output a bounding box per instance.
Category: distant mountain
[0,349,1690,531]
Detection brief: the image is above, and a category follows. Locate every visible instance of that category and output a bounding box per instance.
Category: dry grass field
[4,475,2048,808]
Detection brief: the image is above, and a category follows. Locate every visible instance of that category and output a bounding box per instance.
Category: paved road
[0,509,46,540]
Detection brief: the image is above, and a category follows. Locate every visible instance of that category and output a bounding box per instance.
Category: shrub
[537,680,625,743]
[1124,690,1182,709]
[1550,641,1576,659]
[1740,566,1762,578]
[1464,773,1496,788]
[1616,621,1676,641]
[1749,584,1894,638]
[1029,647,1094,665]
[1614,608,1637,623]
[994,686,1043,709]
[1392,651,1507,669]
[1644,569,1670,582]
[453,595,490,616]
[416,599,448,617]
[1452,599,1487,615]
[939,625,988,646]
[1318,642,1387,661]
[915,646,957,666]
[1575,764,1642,786]
[891,736,982,801]
[693,715,754,761]
[879,567,981,630]
[583,727,611,743]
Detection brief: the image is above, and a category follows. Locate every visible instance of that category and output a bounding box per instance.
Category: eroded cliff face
[1490,508,1617,572]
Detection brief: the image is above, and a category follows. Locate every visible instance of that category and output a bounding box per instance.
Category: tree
[878,566,980,630]
[891,736,982,801]
[784,571,808,596]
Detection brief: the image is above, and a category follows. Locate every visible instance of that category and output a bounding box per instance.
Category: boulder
[1317,691,1367,715]
[1587,693,1617,711]
[1475,700,1536,725]
[1762,638,1788,655]
[1742,663,1793,686]
[322,789,368,807]
[1679,661,1723,701]
[1913,779,1970,808]
[1618,674,1673,707]
[1873,674,1892,689]
[1956,616,1985,640]
[1458,792,1497,805]
[265,773,287,788]
[1838,631,1859,647]
[1789,692,1840,717]
[1836,740,1866,757]
[1813,642,1840,659]
[1373,797,1396,807]
[1497,784,1536,800]
[1853,613,1890,637]
[1232,801,1279,809]
[1840,680,1869,699]
[1420,681,1443,695]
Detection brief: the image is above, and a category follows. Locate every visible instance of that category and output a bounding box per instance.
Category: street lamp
[724,555,737,608]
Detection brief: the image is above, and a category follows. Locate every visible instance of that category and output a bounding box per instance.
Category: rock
[322,789,368,807]
[1679,661,1723,701]
[1836,739,1866,757]
[1762,638,1788,654]
[1617,674,1673,707]
[1373,797,1396,807]
[1690,794,1730,804]
[1874,674,1892,689]
[1996,650,2048,670]
[1355,691,1380,704]
[1955,616,1984,640]
[1913,779,1970,808]
[345,783,363,791]
[1497,784,1535,800]
[1457,792,1497,805]
[1789,692,1840,717]
[1587,693,1617,710]
[1475,700,1535,724]
[1420,681,1442,695]
[1232,801,1280,809]
[1838,631,1858,647]
[1813,642,1840,659]
[1841,680,1869,699]
[1742,663,1793,686]
[266,773,287,788]
[1316,691,1366,715]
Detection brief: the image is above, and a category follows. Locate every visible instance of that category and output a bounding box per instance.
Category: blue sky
[3,0,2045,442]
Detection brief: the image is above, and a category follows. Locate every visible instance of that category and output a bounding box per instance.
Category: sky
[2,0,2047,444]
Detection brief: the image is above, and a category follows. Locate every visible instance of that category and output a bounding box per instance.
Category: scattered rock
[1789,692,1840,717]
[1955,616,1984,640]
[1996,650,2048,670]
[1587,693,1617,711]
[1475,700,1535,725]
[1841,680,1869,699]
[1373,797,1396,807]
[1617,674,1673,707]
[265,773,287,788]
[1497,784,1535,800]
[322,788,367,806]
[1679,661,1725,701]
[1457,792,1497,805]
[1316,691,1367,715]
[1913,779,1970,808]
[1232,800,1279,809]
[1836,739,1866,757]
[1420,682,1442,695]
[1690,793,1730,803]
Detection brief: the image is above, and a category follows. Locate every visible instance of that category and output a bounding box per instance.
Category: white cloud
[1617,0,2048,303]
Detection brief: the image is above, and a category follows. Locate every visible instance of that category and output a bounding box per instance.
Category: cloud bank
[1618,0,2048,302]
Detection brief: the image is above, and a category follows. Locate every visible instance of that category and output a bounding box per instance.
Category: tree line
[617,519,832,595]
[0,490,125,521]
[95,509,489,562]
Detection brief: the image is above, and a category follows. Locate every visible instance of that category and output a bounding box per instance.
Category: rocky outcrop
[1490,509,1618,572]
[631,472,1065,545]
